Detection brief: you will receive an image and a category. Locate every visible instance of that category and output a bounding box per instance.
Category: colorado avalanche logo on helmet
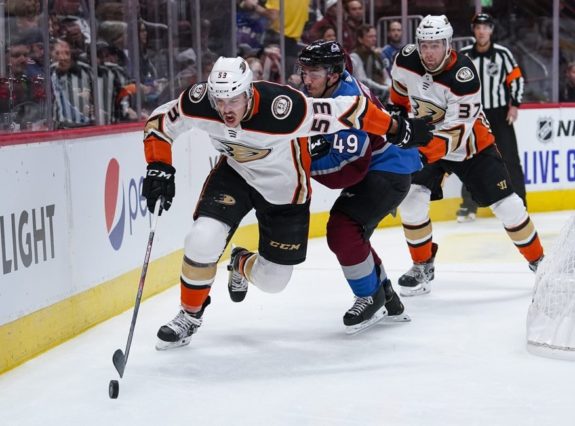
[536,117,553,143]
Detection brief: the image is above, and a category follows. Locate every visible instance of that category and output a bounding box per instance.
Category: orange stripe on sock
[408,240,433,263]
[516,235,544,263]
[180,282,211,313]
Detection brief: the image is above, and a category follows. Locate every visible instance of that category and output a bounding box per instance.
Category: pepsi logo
[104,159,126,250]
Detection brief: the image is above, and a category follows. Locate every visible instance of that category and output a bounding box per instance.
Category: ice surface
[1,211,574,426]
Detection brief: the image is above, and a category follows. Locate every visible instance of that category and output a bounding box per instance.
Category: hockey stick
[112,198,162,378]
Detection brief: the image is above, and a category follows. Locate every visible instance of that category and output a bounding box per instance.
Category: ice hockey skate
[456,207,476,223]
[382,279,411,323]
[227,246,252,302]
[155,297,211,350]
[398,243,438,297]
[343,284,388,334]
[528,255,545,273]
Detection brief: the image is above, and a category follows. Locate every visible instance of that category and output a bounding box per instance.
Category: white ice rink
[1,211,574,426]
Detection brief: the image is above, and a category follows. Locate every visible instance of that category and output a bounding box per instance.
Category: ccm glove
[142,162,176,214]
[385,103,408,119]
[309,135,331,159]
[387,115,434,149]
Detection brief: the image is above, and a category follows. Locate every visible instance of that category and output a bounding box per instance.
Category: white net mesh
[526,214,575,360]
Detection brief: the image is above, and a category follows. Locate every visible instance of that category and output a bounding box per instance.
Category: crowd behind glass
[0,0,573,134]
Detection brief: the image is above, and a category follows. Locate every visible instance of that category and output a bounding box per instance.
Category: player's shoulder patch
[243,81,306,133]
[456,66,474,83]
[188,82,207,103]
[401,44,417,56]
[395,44,425,76]
[271,95,293,120]
[180,81,219,119]
[435,54,480,96]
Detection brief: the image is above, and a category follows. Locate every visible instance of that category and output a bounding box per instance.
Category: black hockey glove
[309,135,331,160]
[142,162,176,214]
[386,115,434,149]
[385,103,408,119]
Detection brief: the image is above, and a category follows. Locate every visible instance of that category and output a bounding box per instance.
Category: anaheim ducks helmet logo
[411,98,446,124]
[222,142,272,163]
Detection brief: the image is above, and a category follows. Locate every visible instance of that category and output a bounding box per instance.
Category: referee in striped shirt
[457,13,527,222]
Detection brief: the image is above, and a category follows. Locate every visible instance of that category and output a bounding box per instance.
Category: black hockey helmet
[297,40,346,75]
[471,13,494,28]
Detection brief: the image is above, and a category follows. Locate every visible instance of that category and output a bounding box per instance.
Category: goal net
[526,214,575,360]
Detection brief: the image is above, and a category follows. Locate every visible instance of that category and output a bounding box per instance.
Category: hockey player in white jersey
[391,15,545,297]
[140,56,434,349]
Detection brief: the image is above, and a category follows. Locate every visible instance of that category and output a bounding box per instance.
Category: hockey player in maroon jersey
[390,15,545,297]
[140,56,434,349]
[293,40,419,333]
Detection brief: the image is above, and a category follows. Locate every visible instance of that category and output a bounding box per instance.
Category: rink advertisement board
[516,107,575,191]
[439,106,575,199]
[1,105,573,373]
[0,142,71,323]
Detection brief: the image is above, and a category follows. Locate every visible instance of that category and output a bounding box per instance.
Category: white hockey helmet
[415,15,454,73]
[207,56,253,106]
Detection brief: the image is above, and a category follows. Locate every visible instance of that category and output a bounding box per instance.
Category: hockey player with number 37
[141,56,434,349]
[391,15,545,297]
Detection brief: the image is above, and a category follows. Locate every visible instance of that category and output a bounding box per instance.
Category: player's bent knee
[250,257,293,293]
[326,212,356,255]
[184,217,230,263]
[399,185,431,225]
[490,193,528,227]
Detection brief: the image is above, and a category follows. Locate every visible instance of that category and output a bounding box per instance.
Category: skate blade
[382,313,411,323]
[399,283,431,297]
[456,214,476,223]
[155,336,192,351]
[345,307,388,335]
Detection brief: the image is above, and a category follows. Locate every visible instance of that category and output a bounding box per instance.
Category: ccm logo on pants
[270,241,301,251]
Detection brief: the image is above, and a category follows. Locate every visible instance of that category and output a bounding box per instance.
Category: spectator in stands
[60,16,89,62]
[344,0,364,46]
[96,41,139,124]
[4,0,42,35]
[0,36,46,131]
[51,0,91,44]
[237,0,271,50]
[22,28,45,78]
[561,62,575,102]
[314,24,337,42]
[50,38,95,128]
[265,0,318,75]
[308,0,355,52]
[260,44,283,83]
[381,20,402,75]
[238,43,261,59]
[350,24,389,101]
[98,20,128,66]
[246,57,264,80]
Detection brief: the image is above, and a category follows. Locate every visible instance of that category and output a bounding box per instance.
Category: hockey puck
[109,379,119,399]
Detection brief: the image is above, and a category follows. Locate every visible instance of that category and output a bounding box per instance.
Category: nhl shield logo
[536,117,553,143]
[486,62,499,77]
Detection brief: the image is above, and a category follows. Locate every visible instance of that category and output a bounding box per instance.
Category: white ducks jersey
[143,81,393,205]
[390,44,495,164]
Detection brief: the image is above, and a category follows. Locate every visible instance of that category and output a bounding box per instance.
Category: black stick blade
[113,349,126,377]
